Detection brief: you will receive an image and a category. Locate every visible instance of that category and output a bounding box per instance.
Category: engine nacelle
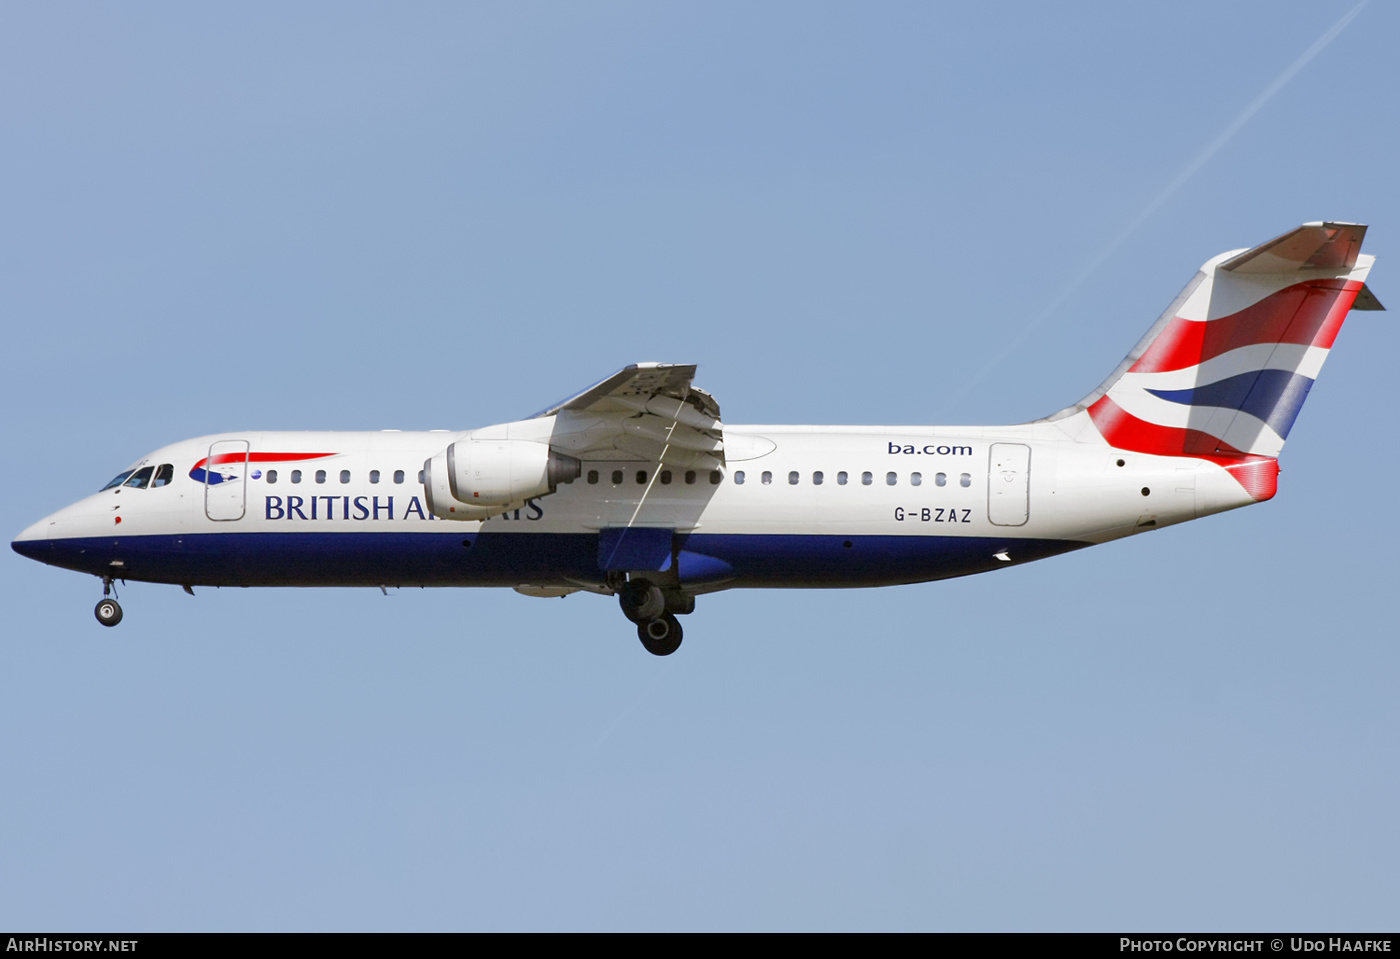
[422,435,580,521]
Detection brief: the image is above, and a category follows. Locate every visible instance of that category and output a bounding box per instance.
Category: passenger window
[418,470,425,484]
[935,472,947,487]
[886,472,897,486]
[291,470,302,484]
[911,472,921,487]
[152,464,174,488]
[960,473,972,487]
[394,470,405,484]
[761,471,772,485]
[340,470,350,484]
[685,470,696,485]
[102,470,136,491]
[813,471,823,486]
[123,466,154,489]
[316,470,327,484]
[612,470,624,485]
[788,471,799,485]
[587,470,599,484]
[370,470,380,484]
[636,470,647,484]
[660,470,672,485]
[837,471,848,485]
[710,470,722,485]
[735,471,746,485]
[267,469,278,484]
[861,472,872,486]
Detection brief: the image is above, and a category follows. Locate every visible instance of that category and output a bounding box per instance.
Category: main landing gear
[638,614,683,657]
[95,576,123,627]
[618,580,686,656]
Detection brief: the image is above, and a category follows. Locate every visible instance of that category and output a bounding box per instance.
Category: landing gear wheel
[619,580,665,624]
[94,599,123,627]
[638,612,682,656]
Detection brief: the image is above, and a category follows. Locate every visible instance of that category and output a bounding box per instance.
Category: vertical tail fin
[1050,223,1381,474]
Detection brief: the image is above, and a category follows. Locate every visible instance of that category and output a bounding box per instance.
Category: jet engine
[423,431,581,521]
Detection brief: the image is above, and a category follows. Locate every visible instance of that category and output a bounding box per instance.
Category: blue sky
[3,1,1397,931]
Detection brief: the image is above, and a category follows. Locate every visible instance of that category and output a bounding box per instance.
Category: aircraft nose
[12,516,57,561]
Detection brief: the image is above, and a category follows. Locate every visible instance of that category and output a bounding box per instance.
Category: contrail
[932,0,1368,419]
[576,672,668,762]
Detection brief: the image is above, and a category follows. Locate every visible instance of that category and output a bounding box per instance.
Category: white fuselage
[12,420,1255,593]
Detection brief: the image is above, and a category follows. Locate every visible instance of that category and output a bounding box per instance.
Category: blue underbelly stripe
[14,531,1089,589]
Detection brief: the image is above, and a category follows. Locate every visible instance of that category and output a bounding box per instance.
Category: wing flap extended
[533,363,725,467]
[532,363,717,418]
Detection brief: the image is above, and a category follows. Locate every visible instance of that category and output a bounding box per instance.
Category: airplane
[11,222,1383,656]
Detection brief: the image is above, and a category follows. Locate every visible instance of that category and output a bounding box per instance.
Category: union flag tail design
[1048,222,1383,499]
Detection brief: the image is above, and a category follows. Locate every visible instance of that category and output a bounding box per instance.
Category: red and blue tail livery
[12,223,1383,655]
[1053,222,1379,502]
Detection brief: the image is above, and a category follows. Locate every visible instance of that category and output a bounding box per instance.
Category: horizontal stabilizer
[1352,284,1385,311]
[1219,222,1367,273]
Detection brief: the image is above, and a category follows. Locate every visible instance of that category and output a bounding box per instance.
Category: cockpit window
[101,463,174,491]
[123,466,155,489]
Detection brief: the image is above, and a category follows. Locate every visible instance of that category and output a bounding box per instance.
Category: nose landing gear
[95,599,123,627]
[94,576,123,627]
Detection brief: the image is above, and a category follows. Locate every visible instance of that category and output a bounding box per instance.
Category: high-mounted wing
[421,363,726,525]
[534,363,725,472]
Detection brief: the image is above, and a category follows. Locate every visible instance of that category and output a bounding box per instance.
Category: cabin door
[204,440,250,521]
[987,443,1030,527]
